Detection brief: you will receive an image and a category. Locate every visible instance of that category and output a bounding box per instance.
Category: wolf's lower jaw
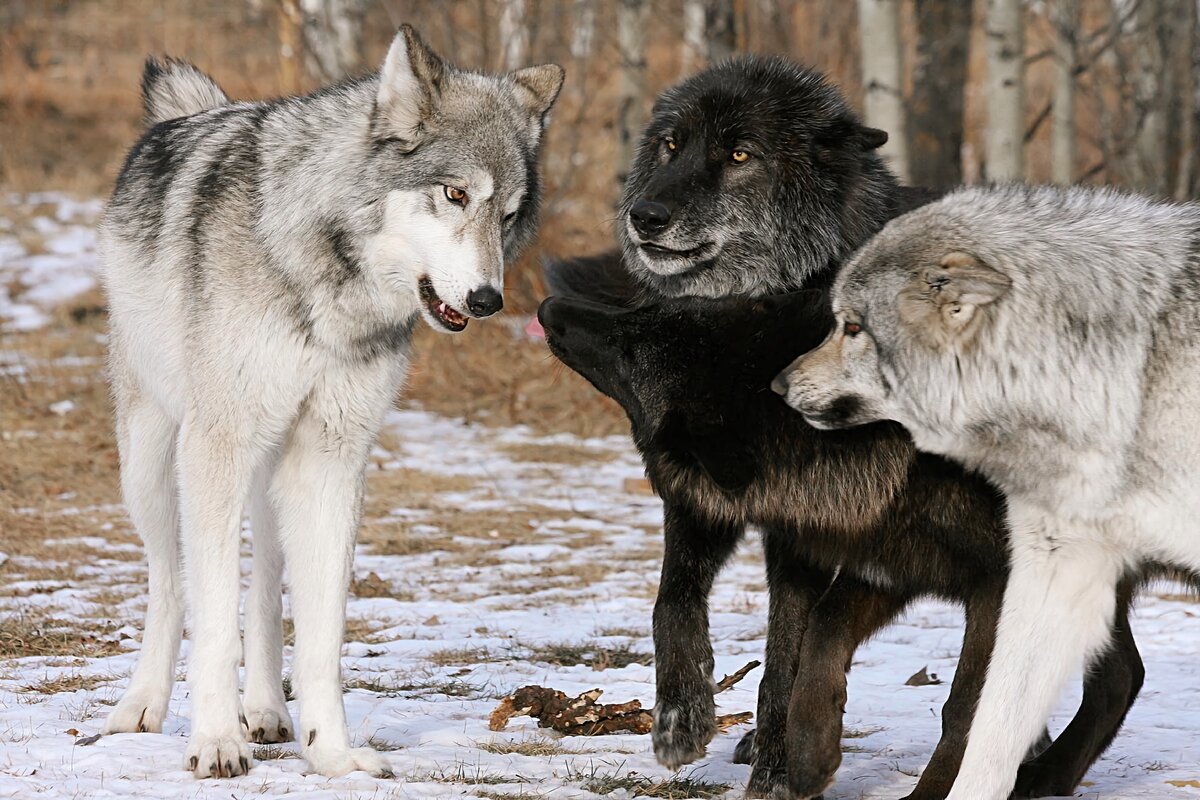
[417,276,469,332]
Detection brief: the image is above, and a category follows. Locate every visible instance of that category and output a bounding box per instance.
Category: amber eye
[444,185,468,206]
[843,320,863,336]
[731,149,750,163]
[665,138,677,152]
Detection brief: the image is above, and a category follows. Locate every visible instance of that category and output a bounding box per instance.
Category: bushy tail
[541,250,644,308]
[141,56,229,126]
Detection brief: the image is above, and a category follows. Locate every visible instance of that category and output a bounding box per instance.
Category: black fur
[539,288,1146,800]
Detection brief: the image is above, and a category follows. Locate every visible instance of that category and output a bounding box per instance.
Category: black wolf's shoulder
[541,250,644,308]
[891,185,945,218]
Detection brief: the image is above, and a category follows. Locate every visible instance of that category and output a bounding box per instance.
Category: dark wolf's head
[619,56,897,298]
[538,290,832,491]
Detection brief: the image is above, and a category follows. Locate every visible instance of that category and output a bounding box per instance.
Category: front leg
[652,500,742,770]
[746,527,833,798]
[945,510,1124,800]
[786,576,910,800]
[271,364,401,778]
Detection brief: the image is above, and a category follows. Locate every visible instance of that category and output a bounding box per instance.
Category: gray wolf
[777,184,1200,799]
[539,283,1145,800]
[100,25,561,778]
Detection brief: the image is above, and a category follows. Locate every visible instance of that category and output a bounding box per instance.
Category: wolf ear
[917,251,1011,332]
[858,126,889,151]
[374,24,445,150]
[687,424,756,494]
[509,64,565,119]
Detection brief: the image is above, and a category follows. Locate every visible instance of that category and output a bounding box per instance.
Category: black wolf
[538,286,1144,800]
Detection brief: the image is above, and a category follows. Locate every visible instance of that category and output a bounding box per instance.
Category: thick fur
[539,284,1146,800]
[100,25,562,779]
[611,55,938,300]
[778,184,1200,799]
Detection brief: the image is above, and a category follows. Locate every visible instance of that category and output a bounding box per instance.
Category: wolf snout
[629,199,672,237]
[466,286,503,318]
[771,371,790,397]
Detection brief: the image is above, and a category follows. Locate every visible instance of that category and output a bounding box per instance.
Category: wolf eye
[731,150,751,163]
[503,211,517,225]
[444,185,468,206]
[843,321,863,337]
[663,136,677,152]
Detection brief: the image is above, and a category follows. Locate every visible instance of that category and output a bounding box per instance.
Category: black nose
[466,286,503,317]
[771,373,789,396]
[629,199,672,237]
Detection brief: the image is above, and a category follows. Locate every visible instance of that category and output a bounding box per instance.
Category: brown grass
[21,672,114,694]
[0,608,127,660]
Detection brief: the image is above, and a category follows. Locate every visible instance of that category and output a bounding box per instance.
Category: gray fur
[141,56,231,126]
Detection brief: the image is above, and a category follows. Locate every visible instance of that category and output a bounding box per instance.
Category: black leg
[786,576,911,800]
[651,500,743,769]
[1012,578,1144,797]
[745,526,834,798]
[901,582,1005,800]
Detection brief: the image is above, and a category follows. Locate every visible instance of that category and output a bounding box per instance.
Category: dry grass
[0,608,126,660]
[478,738,569,757]
[20,672,113,694]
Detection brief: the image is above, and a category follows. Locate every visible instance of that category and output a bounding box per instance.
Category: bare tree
[857,0,908,182]
[1051,0,1078,184]
[296,0,365,82]
[1128,0,1171,194]
[498,0,529,72]
[1175,0,1198,199]
[571,0,596,61]
[617,0,650,186]
[681,0,707,76]
[984,0,1025,181]
[908,0,973,188]
[707,0,739,62]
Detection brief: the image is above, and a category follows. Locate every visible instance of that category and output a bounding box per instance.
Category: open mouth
[639,241,714,260]
[418,276,468,332]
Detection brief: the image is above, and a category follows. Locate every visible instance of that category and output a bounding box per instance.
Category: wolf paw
[733,728,756,765]
[744,764,802,799]
[245,705,293,744]
[103,688,170,734]
[652,696,716,770]
[186,732,252,778]
[1011,759,1079,798]
[304,744,393,778]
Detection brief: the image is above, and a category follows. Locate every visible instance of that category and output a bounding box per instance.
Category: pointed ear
[858,125,889,150]
[688,425,757,493]
[374,24,445,150]
[509,64,565,118]
[916,251,1011,332]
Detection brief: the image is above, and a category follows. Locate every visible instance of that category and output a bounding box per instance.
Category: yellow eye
[444,185,468,206]
[731,150,750,163]
[665,137,677,152]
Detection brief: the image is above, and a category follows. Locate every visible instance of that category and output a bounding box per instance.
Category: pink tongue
[524,315,545,340]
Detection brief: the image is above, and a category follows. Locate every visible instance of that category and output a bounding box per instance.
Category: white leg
[177,414,259,778]
[945,511,1123,800]
[242,465,294,744]
[104,400,184,735]
[272,379,394,777]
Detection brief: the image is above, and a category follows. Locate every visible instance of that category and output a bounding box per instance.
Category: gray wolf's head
[775,207,1011,431]
[362,25,563,333]
[619,56,895,299]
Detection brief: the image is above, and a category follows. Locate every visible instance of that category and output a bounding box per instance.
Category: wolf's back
[141,56,229,126]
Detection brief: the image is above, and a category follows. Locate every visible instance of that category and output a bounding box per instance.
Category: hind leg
[1012,579,1144,797]
[104,399,185,735]
[242,465,294,744]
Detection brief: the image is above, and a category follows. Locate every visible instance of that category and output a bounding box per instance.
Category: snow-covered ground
[1,195,1198,799]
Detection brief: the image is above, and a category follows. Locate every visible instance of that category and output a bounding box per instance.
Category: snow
[1,195,1198,799]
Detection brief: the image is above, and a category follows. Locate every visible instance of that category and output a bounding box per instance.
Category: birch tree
[681,0,707,76]
[984,0,1025,181]
[617,0,650,186]
[1051,0,1078,184]
[908,0,972,188]
[857,0,909,182]
[296,0,365,82]
[498,0,529,72]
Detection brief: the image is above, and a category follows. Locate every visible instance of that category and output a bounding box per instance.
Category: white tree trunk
[297,0,364,81]
[571,0,596,61]
[498,0,529,72]
[984,0,1025,181]
[857,0,909,182]
[617,0,650,186]
[1051,0,1077,184]
[681,0,707,76]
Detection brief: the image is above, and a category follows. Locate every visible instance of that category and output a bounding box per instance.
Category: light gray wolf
[100,25,562,778]
[777,184,1200,799]
[539,284,1144,800]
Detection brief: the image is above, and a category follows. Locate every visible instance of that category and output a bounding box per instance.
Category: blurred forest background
[1,0,1197,433]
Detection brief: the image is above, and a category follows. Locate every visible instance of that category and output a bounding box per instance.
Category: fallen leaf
[1167,779,1200,788]
[904,666,943,686]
